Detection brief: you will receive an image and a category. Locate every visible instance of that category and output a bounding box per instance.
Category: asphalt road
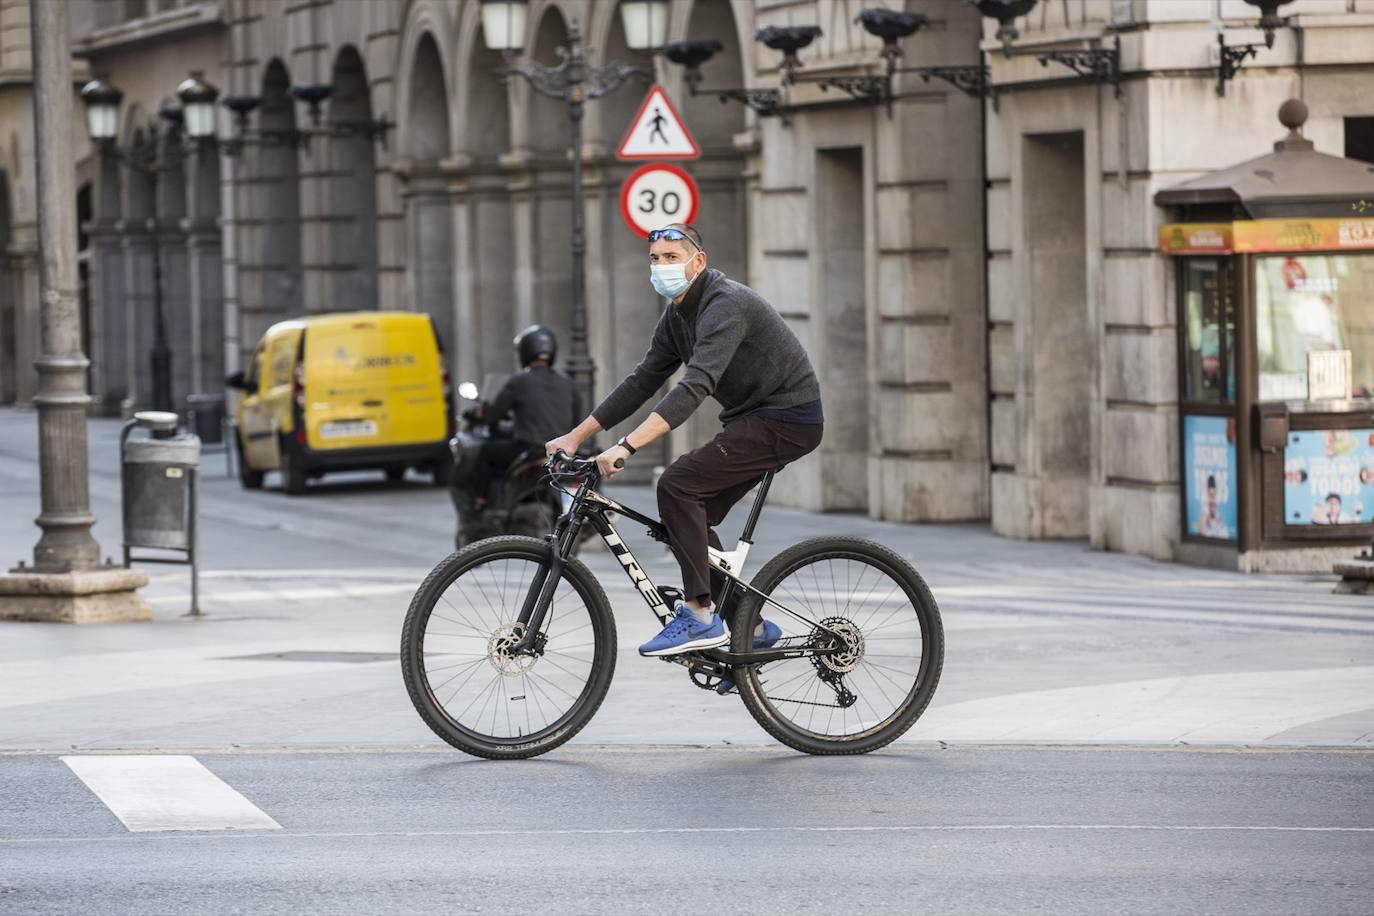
[2,746,1371,915]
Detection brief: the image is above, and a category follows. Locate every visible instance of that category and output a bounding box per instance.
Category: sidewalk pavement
[1,408,1372,753]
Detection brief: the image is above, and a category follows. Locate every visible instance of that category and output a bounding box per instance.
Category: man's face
[1327,495,1342,519]
[1205,484,1218,515]
[649,238,703,281]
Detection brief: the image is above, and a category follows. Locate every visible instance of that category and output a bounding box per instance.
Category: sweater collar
[674,267,716,319]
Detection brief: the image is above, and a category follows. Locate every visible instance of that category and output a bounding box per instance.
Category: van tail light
[296,427,306,445]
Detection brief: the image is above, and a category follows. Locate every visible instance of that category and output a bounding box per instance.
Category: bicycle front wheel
[732,536,943,755]
[401,536,616,759]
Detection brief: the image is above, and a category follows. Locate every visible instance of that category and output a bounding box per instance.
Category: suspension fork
[510,503,587,653]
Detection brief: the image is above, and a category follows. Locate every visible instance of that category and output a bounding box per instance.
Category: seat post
[739,472,774,543]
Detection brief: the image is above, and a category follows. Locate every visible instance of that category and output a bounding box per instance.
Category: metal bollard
[120,410,201,616]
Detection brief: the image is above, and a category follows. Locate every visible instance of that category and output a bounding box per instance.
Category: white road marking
[2,823,1371,846]
[62,755,280,833]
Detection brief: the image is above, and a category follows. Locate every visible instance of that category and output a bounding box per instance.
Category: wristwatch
[616,437,637,456]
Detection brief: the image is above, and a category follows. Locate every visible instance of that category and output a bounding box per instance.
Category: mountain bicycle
[400,450,944,759]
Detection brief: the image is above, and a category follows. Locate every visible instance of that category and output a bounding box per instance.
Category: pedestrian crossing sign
[616,85,700,161]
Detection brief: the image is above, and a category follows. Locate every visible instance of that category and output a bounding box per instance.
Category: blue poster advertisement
[1183,415,1237,540]
[1283,429,1374,526]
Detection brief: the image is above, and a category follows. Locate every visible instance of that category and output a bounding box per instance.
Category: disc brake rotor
[487,623,537,677]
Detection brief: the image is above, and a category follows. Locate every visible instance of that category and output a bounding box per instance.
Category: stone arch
[681,0,747,144]
[527,4,571,153]
[401,29,456,350]
[122,123,155,221]
[588,0,656,147]
[257,58,302,331]
[396,2,457,158]
[455,2,510,161]
[327,44,379,310]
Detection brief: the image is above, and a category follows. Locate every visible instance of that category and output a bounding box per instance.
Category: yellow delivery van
[227,312,454,495]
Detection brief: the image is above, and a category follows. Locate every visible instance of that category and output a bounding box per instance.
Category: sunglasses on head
[647,227,703,250]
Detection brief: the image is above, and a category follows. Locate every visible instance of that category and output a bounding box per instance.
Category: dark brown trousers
[656,415,823,605]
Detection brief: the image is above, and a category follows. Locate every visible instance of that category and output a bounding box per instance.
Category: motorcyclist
[456,325,580,510]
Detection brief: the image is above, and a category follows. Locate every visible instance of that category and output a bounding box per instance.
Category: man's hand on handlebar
[545,432,582,458]
[596,444,630,478]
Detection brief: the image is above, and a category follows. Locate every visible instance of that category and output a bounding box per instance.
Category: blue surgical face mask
[650,259,694,299]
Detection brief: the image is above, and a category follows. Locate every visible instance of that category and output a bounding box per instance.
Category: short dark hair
[666,222,704,251]
[1206,474,1217,489]
[1327,492,1342,503]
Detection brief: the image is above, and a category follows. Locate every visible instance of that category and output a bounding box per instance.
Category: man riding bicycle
[546,223,823,657]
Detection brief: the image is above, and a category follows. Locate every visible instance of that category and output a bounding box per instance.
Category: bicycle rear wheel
[401,535,616,759]
[731,537,943,755]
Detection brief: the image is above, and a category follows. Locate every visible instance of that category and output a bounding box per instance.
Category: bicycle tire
[401,535,617,759]
[731,536,943,756]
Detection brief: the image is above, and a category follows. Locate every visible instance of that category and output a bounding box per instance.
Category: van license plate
[320,420,378,439]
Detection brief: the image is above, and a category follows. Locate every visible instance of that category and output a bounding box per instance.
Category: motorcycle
[448,379,575,550]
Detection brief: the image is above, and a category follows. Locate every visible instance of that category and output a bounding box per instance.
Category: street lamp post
[479,0,667,416]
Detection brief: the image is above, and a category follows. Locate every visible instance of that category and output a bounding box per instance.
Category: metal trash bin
[186,393,225,444]
[187,392,231,476]
[121,410,201,615]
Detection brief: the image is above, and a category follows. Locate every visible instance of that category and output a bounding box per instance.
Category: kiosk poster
[1184,415,1237,540]
[1283,429,1374,525]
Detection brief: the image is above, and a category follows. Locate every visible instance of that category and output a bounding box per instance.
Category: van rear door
[304,316,445,451]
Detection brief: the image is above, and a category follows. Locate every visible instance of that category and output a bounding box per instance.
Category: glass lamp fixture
[80,78,124,142]
[176,72,220,139]
[619,0,669,51]
[480,0,529,53]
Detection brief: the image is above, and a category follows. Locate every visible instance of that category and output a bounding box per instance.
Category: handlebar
[546,449,625,477]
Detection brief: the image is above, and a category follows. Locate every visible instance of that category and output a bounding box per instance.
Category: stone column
[183,146,222,395]
[87,149,127,414]
[452,156,517,387]
[7,233,40,405]
[397,160,456,346]
[0,0,148,622]
[119,219,154,411]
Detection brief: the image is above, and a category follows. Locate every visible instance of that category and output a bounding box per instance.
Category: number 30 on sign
[619,163,699,239]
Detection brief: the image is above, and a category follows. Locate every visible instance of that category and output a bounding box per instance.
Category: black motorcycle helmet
[514,324,557,367]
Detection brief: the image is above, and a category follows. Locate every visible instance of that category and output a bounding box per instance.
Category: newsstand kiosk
[1156,99,1374,573]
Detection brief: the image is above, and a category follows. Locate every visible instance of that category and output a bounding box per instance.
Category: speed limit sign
[619,162,699,239]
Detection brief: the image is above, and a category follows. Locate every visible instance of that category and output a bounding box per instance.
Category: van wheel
[280,435,307,496]
[236,434,264,490]
[385,466,406,484]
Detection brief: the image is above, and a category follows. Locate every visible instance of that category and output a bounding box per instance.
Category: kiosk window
[1181,257,1233,403]
[1256,254,1374,400]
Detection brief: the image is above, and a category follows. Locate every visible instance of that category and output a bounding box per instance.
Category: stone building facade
[0,0,1371,568]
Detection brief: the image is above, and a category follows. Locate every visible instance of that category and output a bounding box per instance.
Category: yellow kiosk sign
[1160,218,1374,255]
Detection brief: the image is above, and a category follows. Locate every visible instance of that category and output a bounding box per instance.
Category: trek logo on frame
[602,531,667,614]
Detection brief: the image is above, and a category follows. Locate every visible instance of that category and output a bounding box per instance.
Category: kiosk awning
[1154,99,1374,219]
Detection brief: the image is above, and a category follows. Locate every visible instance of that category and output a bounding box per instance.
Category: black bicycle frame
[511,468,844,664]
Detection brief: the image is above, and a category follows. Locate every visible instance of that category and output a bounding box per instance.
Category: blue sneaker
[716,619,783,695]
[640,603,730,657]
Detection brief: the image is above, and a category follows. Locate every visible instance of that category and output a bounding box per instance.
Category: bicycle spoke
[417,553,600,743]
[746,553,928,741]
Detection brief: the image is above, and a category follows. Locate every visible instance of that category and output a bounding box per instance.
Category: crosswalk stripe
[62,755,280,833]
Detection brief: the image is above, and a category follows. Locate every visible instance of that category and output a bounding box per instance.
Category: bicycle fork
[510,508,592,654]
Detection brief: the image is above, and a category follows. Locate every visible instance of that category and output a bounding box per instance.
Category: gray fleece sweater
[592,268,821,430]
